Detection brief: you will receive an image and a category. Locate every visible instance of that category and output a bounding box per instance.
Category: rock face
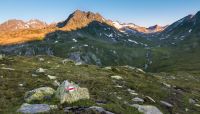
[57,10,112,31]
[56,80,90,104]
[24,87,55,103]
[131,104,163,114]
[17,103,51,114]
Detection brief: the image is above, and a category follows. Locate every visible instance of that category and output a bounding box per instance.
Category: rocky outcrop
[24,87,55,103]
[57,10,112,31]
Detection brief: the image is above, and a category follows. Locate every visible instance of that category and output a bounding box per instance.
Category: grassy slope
[0,56,199,114]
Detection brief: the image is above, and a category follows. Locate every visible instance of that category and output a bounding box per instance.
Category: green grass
[0,56,200,114]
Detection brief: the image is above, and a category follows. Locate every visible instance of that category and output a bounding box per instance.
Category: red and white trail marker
[65,85,76,92]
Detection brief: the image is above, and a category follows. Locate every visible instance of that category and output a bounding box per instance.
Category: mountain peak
[57,10,110,31]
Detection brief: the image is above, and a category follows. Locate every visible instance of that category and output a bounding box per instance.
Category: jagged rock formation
[57,10,112,31]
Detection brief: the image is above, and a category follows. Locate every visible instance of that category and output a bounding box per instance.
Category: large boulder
[55,80,90,104]
[131,104,163,114]
[17,103,51,114]
[24,87,55,103]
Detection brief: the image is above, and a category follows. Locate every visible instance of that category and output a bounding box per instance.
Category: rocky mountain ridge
[0,19,48,31]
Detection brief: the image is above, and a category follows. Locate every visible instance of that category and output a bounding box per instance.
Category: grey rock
[1,67,15,71]
[31,74,38,77]
[17,103,51,114]
[55,80,90,104]
[132,97,144,103]
[145,96,156,103]
[131,104,163,114]
[62,59,73,64]
[195,104,200,107]
[39,58,45,62]
[0,54,4,60]
[24,87,55,103]
[47,75,57,80]
[189,98,196,104]
[52,80,60,87]
[160,101,173,108]
[111,75,123,80]
[89,106,115,114]
[128,89,138,95]
[75,62,83,66]
[36,68,46,73]
[104,66,112,70]
[64,106,115,114]
[162,82,171,88]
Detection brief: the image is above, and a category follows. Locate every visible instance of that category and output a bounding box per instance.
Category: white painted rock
[55,80,90,104]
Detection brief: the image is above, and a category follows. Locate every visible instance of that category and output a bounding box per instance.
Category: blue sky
[0,0,200,27]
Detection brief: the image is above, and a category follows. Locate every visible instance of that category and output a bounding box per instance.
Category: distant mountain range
[0,10,200,72]
[0,19,47,31]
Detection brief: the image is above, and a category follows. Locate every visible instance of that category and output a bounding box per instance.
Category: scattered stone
[104,66,112,70]
[0,54,4,60]
[115,85,123,88]
[31,74,38,77]
[75,62,83,66]
[95,100,107,105]
[17,103,51,114]
[145,96,156,103]
[89,106,115,114]
[19,84,24,87]
[185,108,189,112]
[1,67,15,71]
[111,75,123,80]
[136,68,145,73]
[36,68,46,73]
[162,82,171,88]
[132,97,144,103]
[131,104,163,114]
[24,87,55,103]
[189,98,196,104]
[0,76,3,78]
[62,59,73,64]
[128,89,138,95]
[195,104,200,107]
[64,106,114,114]
[47,75,57,80]
[117,96,122,100]
[39,58,45,62]
[52,80,60,87]
[49,105,58,110]
[55,80,90,104]
[160,101,173,108]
